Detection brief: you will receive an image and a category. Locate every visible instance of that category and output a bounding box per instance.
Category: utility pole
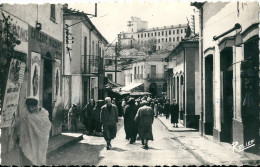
[115,42,118,83]
[114,34,121,83]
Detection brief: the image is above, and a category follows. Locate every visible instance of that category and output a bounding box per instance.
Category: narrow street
[47,118,202,166]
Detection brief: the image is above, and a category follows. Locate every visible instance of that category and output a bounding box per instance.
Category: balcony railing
[81,55,101,74]
[146,73,166,80]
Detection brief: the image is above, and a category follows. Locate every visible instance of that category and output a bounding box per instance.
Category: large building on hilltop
[120,16,188,51]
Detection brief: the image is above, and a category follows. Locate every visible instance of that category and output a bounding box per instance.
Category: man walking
[135,100,154,149]
[170,100,179,127]
[124,98,138,144]
[101,97,118,150]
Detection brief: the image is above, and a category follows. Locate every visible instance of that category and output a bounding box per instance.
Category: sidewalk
[157,116,260,166]
[47,133,83,157]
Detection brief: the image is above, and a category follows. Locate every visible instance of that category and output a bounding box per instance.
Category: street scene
[0,1,259,166]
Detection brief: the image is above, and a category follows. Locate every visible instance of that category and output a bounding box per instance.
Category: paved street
[47,118,202,166]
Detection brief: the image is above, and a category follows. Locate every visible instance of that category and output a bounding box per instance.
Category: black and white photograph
[0,0,259,166]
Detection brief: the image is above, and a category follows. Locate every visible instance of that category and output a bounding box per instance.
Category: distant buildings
[120,16,188,51]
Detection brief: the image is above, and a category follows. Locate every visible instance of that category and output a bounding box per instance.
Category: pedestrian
[158,102,163,116]
[83,99,95,135]
[93,100,104,136]
[164,99,170,119]
[135,100,154,149]
[170,100,179,127]
[68,104,79,132]
[17,97,52,166]
[101,97,118,150]
[124,98,138,144]
[121,98,127,115]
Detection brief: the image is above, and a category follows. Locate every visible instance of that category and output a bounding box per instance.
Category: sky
[2,0,198,43]
[69,1,197,43]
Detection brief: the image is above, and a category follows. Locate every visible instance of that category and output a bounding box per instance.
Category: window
[138,34,140,38]
[173,37,175,42]
[148,33,150,37]
[50,4,56,22]
[158,32,160,36]
[165,38,167,42]
[107,74,113,81]
[165,31,167,36]
[177,29,179,34]
[185,28,187,32]
[173,45,175,49]
[169,30,171,35]
[151,33,153,37]
[158,39,160,43]
[158,46,160,50]
[181,29,183,33]
[145,33,146,37]
[141,34,143,38]
[173,30,175,34]
[155,32,157,36]
[177,37,179,41]
[162,31,164,36]
[169,37,171,42]
[162,38,164,43]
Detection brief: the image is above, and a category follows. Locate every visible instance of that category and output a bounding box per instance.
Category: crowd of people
[67,95,180,150]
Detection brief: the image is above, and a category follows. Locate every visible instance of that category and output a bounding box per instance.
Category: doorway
[43,52,53,122]
[220,47,233,143]
[205,55,214,135]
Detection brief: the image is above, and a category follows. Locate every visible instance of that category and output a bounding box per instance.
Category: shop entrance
[220,47,233,143]
[43,52,53,122]
[205,54,214,135]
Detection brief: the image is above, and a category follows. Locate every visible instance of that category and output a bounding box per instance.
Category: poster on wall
[0,59,26,128]
[54,59,61,101]
[30,52,41,100]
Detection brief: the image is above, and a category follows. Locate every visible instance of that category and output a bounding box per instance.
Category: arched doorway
[149,82,158,97]
[43,52,53,122]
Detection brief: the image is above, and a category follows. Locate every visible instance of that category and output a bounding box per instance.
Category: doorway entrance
[205,54,214,135]
[43,52,53,122]
[149,82,158,97]
[220,47,233,143]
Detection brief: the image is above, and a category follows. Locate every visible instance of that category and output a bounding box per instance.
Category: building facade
[121,16,188,51]
[192,2,259,152]
[122,52,169,97]
[63,6,108,110]
[166,40,200,128]
[0,4,63,165]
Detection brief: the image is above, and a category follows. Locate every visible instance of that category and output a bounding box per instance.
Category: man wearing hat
[18,96,52,165]
[135,100,154,149]
[123,98,138,144]
[101,97,118,150]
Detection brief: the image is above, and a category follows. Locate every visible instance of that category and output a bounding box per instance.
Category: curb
[47,135,83,157]
[157,118,213,165]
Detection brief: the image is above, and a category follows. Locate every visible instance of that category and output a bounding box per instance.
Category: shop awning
[121,83,144,91]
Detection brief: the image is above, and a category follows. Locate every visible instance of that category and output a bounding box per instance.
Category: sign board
[0,58,26,128]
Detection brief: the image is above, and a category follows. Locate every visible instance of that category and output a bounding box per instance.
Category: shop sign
[2,11,29,53]
[30,27,62,51]
[0,58,26,128]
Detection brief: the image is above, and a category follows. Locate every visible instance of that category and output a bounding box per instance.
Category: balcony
[81,55,101,74]
[146,73,166,80]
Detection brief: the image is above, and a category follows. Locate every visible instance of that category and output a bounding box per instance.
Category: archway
[149,82,158,97]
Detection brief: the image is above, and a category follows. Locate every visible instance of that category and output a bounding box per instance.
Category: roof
[63,7,109,45]
[105,79,122,89]
[137,24,188,33]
